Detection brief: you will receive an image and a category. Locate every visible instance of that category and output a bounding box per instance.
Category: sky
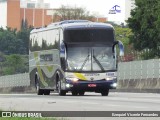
[43,0,125,18]
[21,0,126,23]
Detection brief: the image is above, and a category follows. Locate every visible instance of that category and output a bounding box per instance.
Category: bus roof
[30,20,114,33]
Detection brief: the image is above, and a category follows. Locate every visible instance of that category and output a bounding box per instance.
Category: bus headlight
[105,77,116,81]
[66,84,73,88]
[111,83,117,88]
[66,77,79,82]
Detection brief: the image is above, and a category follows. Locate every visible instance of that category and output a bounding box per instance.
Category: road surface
[0,92,160,120]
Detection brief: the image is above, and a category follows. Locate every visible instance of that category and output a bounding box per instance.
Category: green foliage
[4,54,24,74]
[0,52,6,75]
[106,22,133,54]
[114,26,133,54]
[3,67,15,75]
[0,20,32,55]
[17,28,31,54]
[127,0,160,58]
[0,28,18,54]
[0,54,28,75]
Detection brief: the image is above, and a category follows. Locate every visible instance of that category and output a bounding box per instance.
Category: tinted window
[64,28,114,43]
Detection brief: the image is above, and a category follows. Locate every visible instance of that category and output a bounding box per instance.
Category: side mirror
[60,41,67,70]
[60,41,66,57]
[112,40,124,56]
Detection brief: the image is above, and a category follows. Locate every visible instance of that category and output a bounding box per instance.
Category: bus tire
[58,81,66,96]
[79,91,85,96]
[44,90,50,95]
[72,91,78,96]
[35,81,43,95]
[101,89,109,96]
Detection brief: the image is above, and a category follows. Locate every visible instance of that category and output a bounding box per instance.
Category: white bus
[29,20,124,96]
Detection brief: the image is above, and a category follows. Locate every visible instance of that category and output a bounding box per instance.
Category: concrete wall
[117,59,160,91]
[0,73,29,88]
[0,1,7,28]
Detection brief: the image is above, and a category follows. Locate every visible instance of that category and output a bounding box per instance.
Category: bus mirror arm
[112,40,124,56]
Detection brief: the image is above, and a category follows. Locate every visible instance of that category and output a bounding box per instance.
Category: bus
[29,20,124,96]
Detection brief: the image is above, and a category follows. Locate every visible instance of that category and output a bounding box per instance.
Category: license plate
[88,84,97,87]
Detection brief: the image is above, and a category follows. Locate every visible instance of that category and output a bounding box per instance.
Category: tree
[21,19,28,30]
[0,21,32,55]
[17,28,32,54]
[0,28,18,54]
[0,52,5,75]
[53,5,95,22]
[4,54,24,75]
[127,0,160,58]
[114,26,133,54]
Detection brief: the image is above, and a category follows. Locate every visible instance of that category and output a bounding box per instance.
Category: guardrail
[0,73,29,88]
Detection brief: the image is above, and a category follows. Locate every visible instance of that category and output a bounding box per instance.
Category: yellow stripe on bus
[45,64,54,72]
[74,73,87,80]
[34,52,48,87]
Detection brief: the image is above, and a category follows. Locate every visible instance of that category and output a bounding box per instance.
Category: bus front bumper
[64,79,117,92]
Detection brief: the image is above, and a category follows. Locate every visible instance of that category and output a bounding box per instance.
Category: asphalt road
[0,92,160,120]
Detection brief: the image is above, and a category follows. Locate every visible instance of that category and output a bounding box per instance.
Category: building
[124,0,135,21]
[0,0,53,30]
[0,0,107,30]
[21,0,50,9]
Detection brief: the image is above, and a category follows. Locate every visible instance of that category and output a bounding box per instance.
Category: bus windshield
[66,46,116,72]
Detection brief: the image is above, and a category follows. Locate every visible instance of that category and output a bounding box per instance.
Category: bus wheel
[72,91,78,96]
[35,81,43,95]
[79,91,85,96]
[101,89,109,96]
[58,81,66,96]
[44,90,50,95]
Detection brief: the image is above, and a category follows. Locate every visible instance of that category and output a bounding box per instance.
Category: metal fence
[0,73,29,88]
[118,59,160,80]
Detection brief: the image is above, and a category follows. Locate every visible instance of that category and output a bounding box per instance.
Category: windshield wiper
[79,54,90,70]
[92,49,105,72]
[80,50,90,71]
